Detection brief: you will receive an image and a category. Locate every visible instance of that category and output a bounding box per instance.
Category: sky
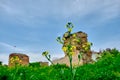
[0,0,120,65]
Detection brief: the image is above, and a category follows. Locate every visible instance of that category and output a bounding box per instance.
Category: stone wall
[9,53,29,66]
[53,31,92,66]
[40,61,49,66]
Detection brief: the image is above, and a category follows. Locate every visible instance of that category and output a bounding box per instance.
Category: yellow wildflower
[42,51,49,56]
[63,37,66,40]
[19,60,22,63]
[62,47,67,52]
[72,34,76,37]
[68,28,72,32]
[72,46,76,50]
[69,52,74,56]
[70,47,73,51]
[84,47,89,51]
[73,39,76,42]
[82,44,86,48]
[16,57,19,61]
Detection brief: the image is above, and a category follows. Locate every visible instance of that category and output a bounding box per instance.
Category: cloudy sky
[0,0,120,64]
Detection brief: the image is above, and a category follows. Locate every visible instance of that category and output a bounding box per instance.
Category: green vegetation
[0,61,2,65]
[42,51,53,65]
[29,62,40,68]
[0,49,120,80]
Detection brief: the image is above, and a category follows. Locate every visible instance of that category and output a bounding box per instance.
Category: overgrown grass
[0,49,120,80]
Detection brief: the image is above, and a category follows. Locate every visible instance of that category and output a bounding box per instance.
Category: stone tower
[53,31,92,66]
[9,53,29,66]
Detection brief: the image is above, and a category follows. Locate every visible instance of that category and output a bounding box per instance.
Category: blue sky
[0,0,120,64]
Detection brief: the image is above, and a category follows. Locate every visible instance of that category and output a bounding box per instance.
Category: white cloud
[97,0,120,21]
[0,0,119,26]
[25,52,47,62]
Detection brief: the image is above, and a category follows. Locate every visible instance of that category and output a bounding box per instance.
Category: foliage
[0,61,2,65]
[42,51,53,65]
[29,62,40,67]
[56,22,77,80]
[74,49,120,80]
[65,22,74,33]
[56,37,64,44]
[0,49,120,80]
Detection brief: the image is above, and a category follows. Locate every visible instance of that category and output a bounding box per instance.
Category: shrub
[0,49,120,80]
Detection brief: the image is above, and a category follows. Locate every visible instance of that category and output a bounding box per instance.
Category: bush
[0,49,120,80]
[29,62,40,68]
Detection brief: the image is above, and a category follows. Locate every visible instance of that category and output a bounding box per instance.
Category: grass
[0,49,120,80]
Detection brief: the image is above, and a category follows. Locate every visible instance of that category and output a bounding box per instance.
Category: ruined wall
[53,31,92,66]
[40,61,49,66]
[9,53,29,66]
[63,31,88,55]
